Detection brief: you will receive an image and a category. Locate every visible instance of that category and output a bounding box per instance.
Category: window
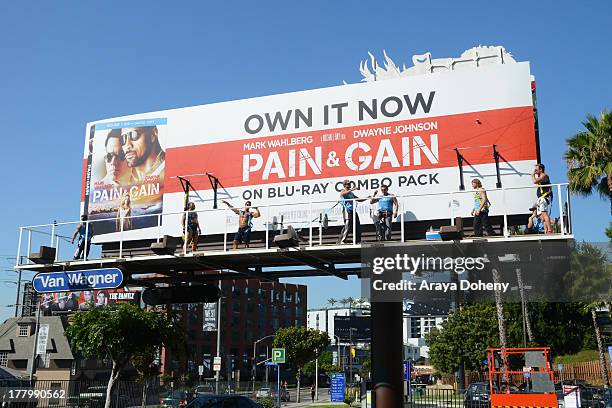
[422,317,437,335]
[18,325,29,337]
[410,318,421,338]
[0,352,7,367]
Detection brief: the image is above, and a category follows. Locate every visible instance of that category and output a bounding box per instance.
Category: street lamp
[252,334,275,392]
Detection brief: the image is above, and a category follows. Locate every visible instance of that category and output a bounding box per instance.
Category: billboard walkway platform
[14,233,574,286]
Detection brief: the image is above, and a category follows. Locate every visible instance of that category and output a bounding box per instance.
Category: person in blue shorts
[223,200,261,249]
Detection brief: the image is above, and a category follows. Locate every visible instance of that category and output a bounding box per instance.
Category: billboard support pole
[454,149,465,191]
[493,145,502,188]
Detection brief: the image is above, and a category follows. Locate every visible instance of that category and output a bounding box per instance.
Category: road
[280,387,333,407]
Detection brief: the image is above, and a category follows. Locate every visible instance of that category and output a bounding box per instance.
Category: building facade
[162,279,307,382]
[307,300,449,363]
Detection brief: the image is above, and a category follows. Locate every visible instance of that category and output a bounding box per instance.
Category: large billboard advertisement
[81,63,538,242]
[39,288,141,313]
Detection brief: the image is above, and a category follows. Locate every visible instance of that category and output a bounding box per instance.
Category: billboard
[334,315,371,341]
[39,288,140,313]
[81,63,538,242]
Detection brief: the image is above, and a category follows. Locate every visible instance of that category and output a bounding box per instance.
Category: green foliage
[257,397,275,408]
[358,356,370,379]
[426,303,500,374]
[564,242,612,304]
[555,350,600,364]
[565,109,612,215]
[303,350,332,378]
[272,326,330,373]
[606,222,612,241]
[426,302,597,375]
[67,304,184,376]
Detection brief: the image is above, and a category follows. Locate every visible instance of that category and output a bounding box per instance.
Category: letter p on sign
[272,348,286,364]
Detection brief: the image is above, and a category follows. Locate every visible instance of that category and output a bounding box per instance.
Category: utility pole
[315,350,319,401]
[14,270,22,317]
[215,279,222,394]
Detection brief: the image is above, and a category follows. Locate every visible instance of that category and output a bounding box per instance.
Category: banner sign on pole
[36,324,50,355]
[203,302,217,332]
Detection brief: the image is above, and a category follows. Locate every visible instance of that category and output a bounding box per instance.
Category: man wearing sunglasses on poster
[101,129,133,185]
[119,126,165,182]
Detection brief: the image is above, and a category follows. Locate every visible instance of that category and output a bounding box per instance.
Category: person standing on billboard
[181,201,201,252]
[120,126,165,182]
[370,184,398,241]
[101,130,133,186]
[338,180,368,244]
[532,163,553,234]
[71,215,94,259]
[471,179,495,237]
[223,200,261,249]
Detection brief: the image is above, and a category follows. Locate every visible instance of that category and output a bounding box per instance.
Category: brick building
[162,279,307,381]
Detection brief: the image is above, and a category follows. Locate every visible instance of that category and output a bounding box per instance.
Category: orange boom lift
[487,347,558,408]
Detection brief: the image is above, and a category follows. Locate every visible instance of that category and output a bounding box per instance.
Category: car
[160,390,190,408]
[464,382,490,408]
[185,395,263,408]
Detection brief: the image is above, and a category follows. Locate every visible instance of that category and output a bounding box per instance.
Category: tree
[272,327,330,403]
[564,242,612,386]
[426,304,501,375]
[359,356,371,380]
[606,223,612,241]
[66,304,183,408]
[328,298,337,308]
[303,350,332,379]
[131,348,160,408]
[565,109,612,214]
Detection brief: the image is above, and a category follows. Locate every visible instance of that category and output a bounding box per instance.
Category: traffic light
[142,285,221,305]
[350,347,356,358]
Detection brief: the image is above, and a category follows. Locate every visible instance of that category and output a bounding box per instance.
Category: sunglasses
[105,151,125,163]
[120,130,143,145]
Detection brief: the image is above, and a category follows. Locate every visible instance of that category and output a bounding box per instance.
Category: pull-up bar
[450,144,505,190]
[171,172,224,209]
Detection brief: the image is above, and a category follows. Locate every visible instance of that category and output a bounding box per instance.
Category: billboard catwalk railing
[16,183,572,267]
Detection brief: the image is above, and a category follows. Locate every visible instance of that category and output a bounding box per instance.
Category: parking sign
[272,348,285,364]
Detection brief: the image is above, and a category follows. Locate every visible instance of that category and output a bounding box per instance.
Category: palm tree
[339,298,349,308]
[584,302,610,387]
[565,243,612,387]
[327,298,337,308]
[565,109,612,214]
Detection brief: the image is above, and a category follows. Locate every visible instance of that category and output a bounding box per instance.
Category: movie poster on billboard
[87,118,167,235]
[39,288,140,313]
[203,302,217,332]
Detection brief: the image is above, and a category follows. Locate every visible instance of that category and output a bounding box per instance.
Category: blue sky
[0,1,610,321]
